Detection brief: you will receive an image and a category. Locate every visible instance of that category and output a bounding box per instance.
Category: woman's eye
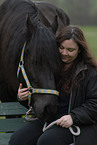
[59,46,64,49]
[68,48,74,52]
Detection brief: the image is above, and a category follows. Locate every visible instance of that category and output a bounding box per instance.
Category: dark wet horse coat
[0,0,70,122]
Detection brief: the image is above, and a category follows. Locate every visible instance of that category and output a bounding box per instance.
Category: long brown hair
[57,25,97,94]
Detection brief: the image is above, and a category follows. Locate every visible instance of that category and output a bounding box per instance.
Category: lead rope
[25,107,80,136]
[42,92,81,135]
[25,106,38,121]
[43,120,80,136]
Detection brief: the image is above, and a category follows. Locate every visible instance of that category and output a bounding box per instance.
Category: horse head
[17,10,62,122]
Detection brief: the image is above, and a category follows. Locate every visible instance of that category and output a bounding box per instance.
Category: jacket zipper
[68,91,76,145]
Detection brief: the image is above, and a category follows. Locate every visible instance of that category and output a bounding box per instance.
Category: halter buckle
[19,60,24,68]
[28,86,34,94]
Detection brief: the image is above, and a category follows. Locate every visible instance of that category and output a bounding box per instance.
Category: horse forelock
[25,26,62,73]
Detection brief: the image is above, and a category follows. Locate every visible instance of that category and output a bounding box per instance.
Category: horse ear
[51,15,58,35]
[26,13,36,35]
[38,11,51,27]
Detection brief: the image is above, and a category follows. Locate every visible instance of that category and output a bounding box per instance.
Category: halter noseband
[17,42,59,106]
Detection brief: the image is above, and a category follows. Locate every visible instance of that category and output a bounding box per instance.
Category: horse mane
[0,0,62,80]
[0,0,38,67]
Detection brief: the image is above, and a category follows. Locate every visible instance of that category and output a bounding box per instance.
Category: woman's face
[59,39,79,64]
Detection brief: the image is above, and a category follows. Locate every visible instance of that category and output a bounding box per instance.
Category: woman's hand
[57,115,73,128]
[18,83,29,101]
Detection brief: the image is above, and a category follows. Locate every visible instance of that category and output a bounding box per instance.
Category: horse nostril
[44,105,51,114]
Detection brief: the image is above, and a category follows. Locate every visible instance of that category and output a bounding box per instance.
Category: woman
[9,25,97,145]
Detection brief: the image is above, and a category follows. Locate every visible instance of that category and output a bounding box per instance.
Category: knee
[8,130,22,145]
[8,133,19,145]
[37,134,52,145]
[37,136,47,145]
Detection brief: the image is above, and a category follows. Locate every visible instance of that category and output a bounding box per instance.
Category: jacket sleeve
[70,67,97,126]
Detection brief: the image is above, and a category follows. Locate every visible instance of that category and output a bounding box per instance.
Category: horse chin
[33,96,58,123]
[40,104,58,123]
[36,107,57,123]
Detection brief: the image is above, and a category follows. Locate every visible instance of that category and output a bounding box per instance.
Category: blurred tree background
[42,0,97,26]
[1,0,97,25]
[0,0,97,58]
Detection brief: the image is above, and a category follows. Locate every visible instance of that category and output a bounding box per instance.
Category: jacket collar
[74,62,88,78]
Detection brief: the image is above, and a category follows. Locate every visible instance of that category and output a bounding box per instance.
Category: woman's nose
[62,49,68,55]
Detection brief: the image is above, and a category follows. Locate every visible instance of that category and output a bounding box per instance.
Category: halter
[17,42,59,106]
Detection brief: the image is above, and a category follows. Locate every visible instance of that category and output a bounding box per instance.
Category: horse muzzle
[33,94,58,122]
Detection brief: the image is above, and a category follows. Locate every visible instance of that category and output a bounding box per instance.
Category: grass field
[79,26,97,58]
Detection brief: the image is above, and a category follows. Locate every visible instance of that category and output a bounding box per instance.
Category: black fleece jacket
[69,64,97,126]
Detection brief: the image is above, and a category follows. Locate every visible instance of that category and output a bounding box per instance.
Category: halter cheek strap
[17,42,59,106]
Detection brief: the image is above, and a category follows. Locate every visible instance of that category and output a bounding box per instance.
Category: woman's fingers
[20,91,29,100]
[19,88,28,93]
[19,83,22,89]
[57,115,73,128]
[18,83,29,101]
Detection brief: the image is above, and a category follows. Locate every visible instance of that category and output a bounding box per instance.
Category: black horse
[0,0,70,122]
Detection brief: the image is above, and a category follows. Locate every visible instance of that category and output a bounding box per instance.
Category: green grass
[79,26,97,58]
